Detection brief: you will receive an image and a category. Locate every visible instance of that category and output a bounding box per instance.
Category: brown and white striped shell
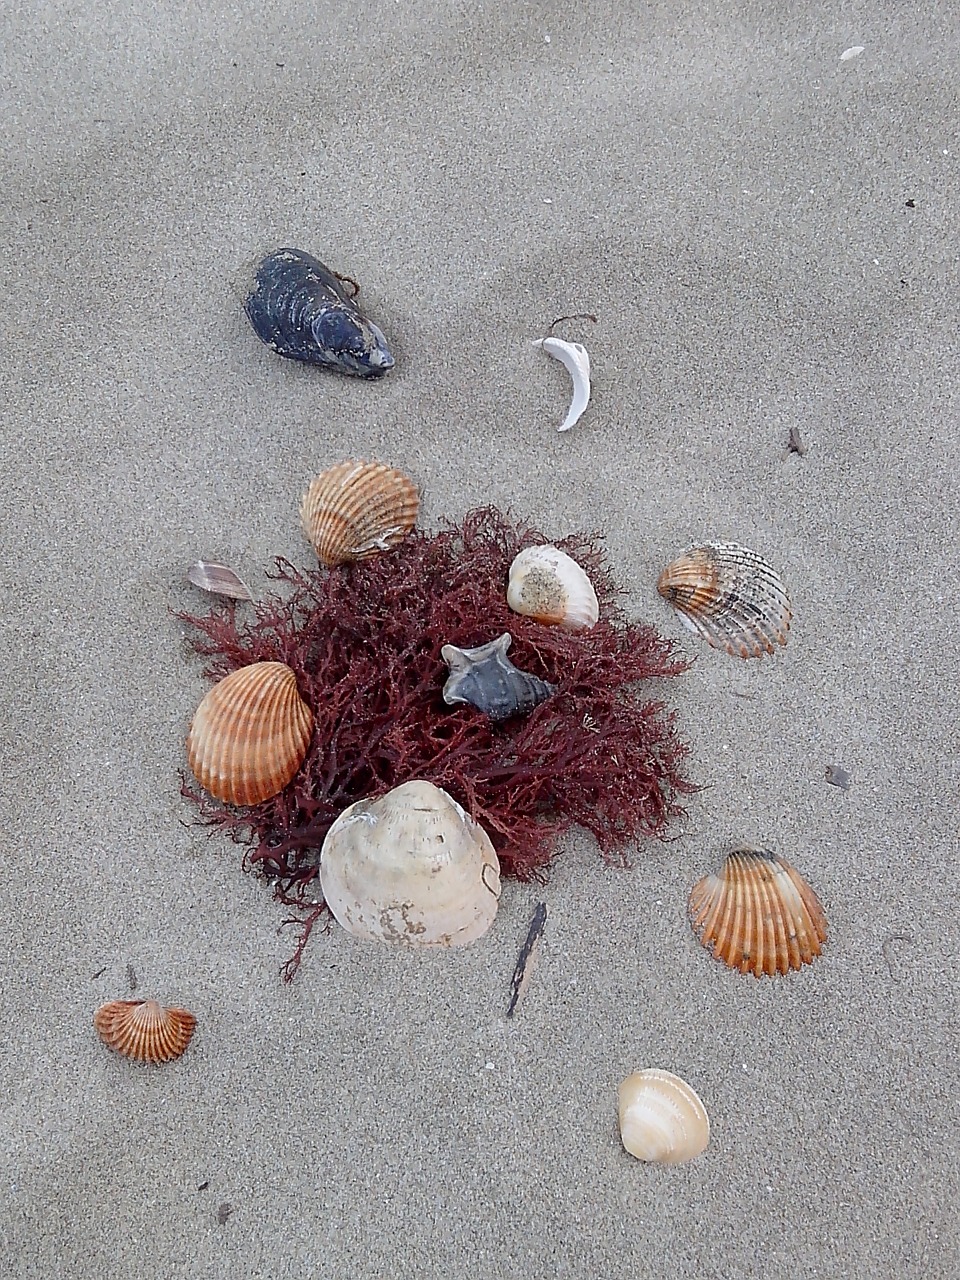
[94,999,197,1063]
[618,1069,710,1164]
[688,847,828,977]
[656,542,791,658]
[300,460,419,567]
[186,661,313,806]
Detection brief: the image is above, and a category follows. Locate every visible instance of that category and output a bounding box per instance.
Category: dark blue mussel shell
[243,248,395,379]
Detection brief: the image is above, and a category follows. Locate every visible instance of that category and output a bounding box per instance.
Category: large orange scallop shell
[300,460,419,567]
[185,661,313,806]
[656,542,791,658]
[94,999,197,1063]
[688,848,828,977]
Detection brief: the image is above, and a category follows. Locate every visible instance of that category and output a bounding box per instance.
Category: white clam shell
[319,779,501,947]
[507,545,599,630]
[534,336,591,432]
[617,1069,710,1164]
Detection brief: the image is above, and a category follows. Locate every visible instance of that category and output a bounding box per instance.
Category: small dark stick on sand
[787,425,807,456]
[547,312,597,336]
[507,902,549,1018]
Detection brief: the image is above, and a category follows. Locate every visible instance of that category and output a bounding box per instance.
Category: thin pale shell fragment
[618,1069,710,1164]
[186,561,253,601]
[840,46,865,61]
[506,901,548,1018]
[657,542,791,659]
[94,999,197,1063]
[688,847,828,977]
[533,336,591,432]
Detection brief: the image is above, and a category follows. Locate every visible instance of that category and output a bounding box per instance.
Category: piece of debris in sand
[186,561,253,601]
[825,764,851,790]
[787,425,807,456]
[507,902,549,1017]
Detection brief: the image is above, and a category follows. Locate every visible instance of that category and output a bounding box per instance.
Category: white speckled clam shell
[319,780,501,947]
[507,545,599,630]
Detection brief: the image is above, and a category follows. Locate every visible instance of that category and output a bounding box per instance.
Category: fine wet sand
[2,4,959,1277]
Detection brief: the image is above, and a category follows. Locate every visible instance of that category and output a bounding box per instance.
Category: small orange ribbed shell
[94,1000,197,1063]
[657,542,791,659]
[688,848,828,978]
[300,460,419,567]
[186,661,313,806]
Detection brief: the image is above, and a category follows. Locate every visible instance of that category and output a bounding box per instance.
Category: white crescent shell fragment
[533,337,591,432]
[840,46,865,61]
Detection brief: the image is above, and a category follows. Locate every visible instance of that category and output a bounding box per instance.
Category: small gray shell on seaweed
[243,248,395,379]
[441,633,556,722]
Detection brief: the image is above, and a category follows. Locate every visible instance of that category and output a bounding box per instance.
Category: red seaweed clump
[180,507,695,978]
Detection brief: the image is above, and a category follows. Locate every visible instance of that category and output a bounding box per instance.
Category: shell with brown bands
[301,460,419,567]
[186,661,314,806]
[688,847,827,977]
[657,542,791,659]
[94,999,197,1063]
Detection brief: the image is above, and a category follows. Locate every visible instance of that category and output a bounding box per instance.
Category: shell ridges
[657,541,791,659]
[300,460,419,567]
[94,1000,197,1063]
[186,661,314,806]
[688,847,828,977]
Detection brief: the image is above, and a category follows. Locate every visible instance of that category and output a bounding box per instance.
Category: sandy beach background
[2,2,958,1276]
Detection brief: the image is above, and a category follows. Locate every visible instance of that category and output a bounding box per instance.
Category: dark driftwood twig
[507,902,549,1018]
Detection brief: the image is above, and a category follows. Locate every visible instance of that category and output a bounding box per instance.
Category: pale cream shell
[688,847,828,977]
[319,779,501,946]
[94,999,197,1064]
[657,542,791,658]
[506,545,599,630]
[618,1069,710,1164]
[186,661,314,806]
[300,460,419,567]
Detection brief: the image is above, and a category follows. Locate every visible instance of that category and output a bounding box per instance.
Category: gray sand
[2,3,958,1277]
